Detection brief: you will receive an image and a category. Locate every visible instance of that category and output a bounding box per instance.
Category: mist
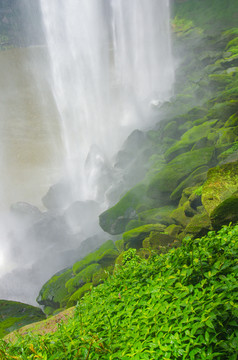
[0,0,174,305]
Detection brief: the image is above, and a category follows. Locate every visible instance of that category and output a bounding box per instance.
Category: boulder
[99,184,149,235]
[147,147,214,202]
[72,240,118,274]
[202,161,238,215]
[184,213,212,238]
[0,300,45,338]
[123,224,166,250]
[42,181,74,211]
[210,192,238,230]
[37,268,73,309]
[65,264,102,295]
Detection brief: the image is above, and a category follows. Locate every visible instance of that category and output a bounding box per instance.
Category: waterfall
[0,0,174,304]
[40,0,174,204]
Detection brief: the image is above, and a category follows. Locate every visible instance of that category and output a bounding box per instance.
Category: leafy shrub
[1,224,237,359]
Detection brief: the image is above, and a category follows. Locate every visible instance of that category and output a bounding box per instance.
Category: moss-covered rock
[169,206,191,228]
[165,224,183,238]
[37,268,73,309]
[142,231,174,250]
[99,184,150,235]
[92,266,113,287]
[0,300,46,338]
[202,161,238,215]
[184,213,212,238]
[164,120,217,163]
[72,240,117,274]
[67,283,93,308]
[66,263,102,295]
[114,238,124,253]
[147,147,214,202]
[170,166,208,201]
[138,206,175,226]
[123,224,166,250]
[210,192,238,230]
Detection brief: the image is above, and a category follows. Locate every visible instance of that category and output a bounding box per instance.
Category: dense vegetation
[0,0,238,358]
[1,224,237,359]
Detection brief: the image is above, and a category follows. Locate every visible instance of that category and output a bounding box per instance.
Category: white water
[0,0,174,303]
[40,0,174,203]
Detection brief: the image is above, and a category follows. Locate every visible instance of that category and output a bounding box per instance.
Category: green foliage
[123,224,166,250]
[37,268,73,308]
[66,264,102,295]
[1,224,237,359]
[73,240,117,274]
[0,301,45,339]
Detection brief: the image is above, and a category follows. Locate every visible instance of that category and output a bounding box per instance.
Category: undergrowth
[0,224,237,359]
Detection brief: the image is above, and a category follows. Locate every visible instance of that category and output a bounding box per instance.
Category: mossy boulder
[115,239,124,253]
[170,166,208,201]
[37,268,73,309]
[0,300,46,338]
[123,224,166,250]
[67,283,92,308]
[72,240,118,274]
[202,161,238,215]
[66,263,102,295]
[169,206,191,228]
[164,120,217,163]
[92,266,113,286]
[165,224,183,238]
[142,231,174,250]
[147,147,214,202]
[138,206,175,226]
[210,193,238,230]
[99,184,150,235]
[184,213,212,238]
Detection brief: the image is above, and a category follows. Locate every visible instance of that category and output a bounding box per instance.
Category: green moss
[169,206,191,228]
[216,126,238,145]
[99,184,151,235]
[185,213,212,238]
[97,249,119,268]
[170,166,208,201]
[67,283,93,308]
[125,219,145,231]
[0,300,45,338]
[115,238,124,253]
[224,112,238,127]
[138,206,175,226]
[173,0,238,33]
[123,224,166,250]
[147,147,214,201]
[66,264,102,295]
[210,194,238,230]
[202,161,238,215]
[73,240,117,274]
[164,120,217,162]
[92,266,113,286]
[37,268,73,308]
[142,231,173,251]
